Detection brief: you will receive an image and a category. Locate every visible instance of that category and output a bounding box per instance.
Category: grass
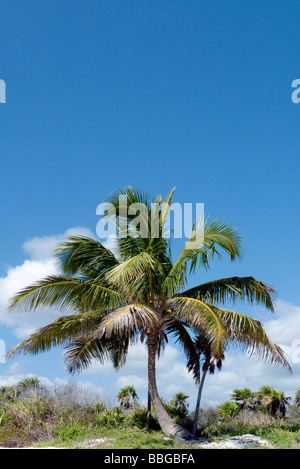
[256,426,300,449]
[37,427,193,449]
[30,423,300,449]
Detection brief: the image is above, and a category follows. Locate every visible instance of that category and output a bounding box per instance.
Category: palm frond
[179,276,276,312]
[163,316,195,361]
[107,336,133,369]
[94,304,161,339]
[117,231,146,258]
[219,309,291,371]
[159,187,176,233]
[106,252,157,287]
[8,275,86,312]
[64,331,138,374]
[185,333,224,383]
[169,297,229,358]
[64,334,112,374]
[162,218,243,297]
[104,186,154,218]
[201,218,244,262]
[104,187,175,259]
[8,275,125,312]
[182,218,243,273]
[6,311,105,358]
[55,236,119,275]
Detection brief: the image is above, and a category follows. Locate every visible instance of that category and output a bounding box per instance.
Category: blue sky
[1,0,300,408]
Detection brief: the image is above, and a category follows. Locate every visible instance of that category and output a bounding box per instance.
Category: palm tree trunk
[147,331,193,439]
[192,368,207,436]
[146,390,152,431]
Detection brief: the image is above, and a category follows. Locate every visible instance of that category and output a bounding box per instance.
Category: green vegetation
[198,409,300,449]
[0,380,192,448]
[218,400,241,418]
[117,385,138,409]
[196,385,300,448]
[221,385,291,419]
[1,379,300,449]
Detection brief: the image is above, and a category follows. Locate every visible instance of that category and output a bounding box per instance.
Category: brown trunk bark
[147,331,193,439]
[192,368,207,436]
[146,390,152,431]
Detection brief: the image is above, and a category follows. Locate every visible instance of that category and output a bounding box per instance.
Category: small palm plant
[7,187,290,439]
[18,377,40,390]
[0,385,18,400]
[256,385,290,418]
[294,388,300,408]
[218,400,240,418]
[231,387,256,410]
[170,392,189,410]
[117,385,138,409]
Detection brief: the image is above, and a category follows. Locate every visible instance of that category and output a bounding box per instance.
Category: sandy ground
[190,434,273,449]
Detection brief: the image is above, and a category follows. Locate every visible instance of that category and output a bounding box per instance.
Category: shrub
[218,400,240,418]
[162,401,192,430]
[127,406,160,430]
[0,382,112,447]
[96,407,126,428]
[52,421,83,441]
[117,386,138,409]
[190,406,219,432]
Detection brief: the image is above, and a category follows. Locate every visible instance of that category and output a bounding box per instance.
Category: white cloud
[4,361,24,375]
[23,226,96,261]
[0,227,97,338]
[0,372,38,388]
[0,373,110,404]
[116,374,148,391]
[0,258,58,337]
[23,236,63,261]
[264,299,300,345]
[0,259,56,306]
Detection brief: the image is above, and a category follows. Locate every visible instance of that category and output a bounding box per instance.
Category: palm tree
[256,385,290,418]
[218,401,241,419]
[294,388,300,408]
[7,187,290,439]
[117,385,138,409]
[18,376,40,390]
[218,400,241,418]
[185,314,290,436]
[187,333,224,436]
[231,387,256,410]
[170,392,189,410]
